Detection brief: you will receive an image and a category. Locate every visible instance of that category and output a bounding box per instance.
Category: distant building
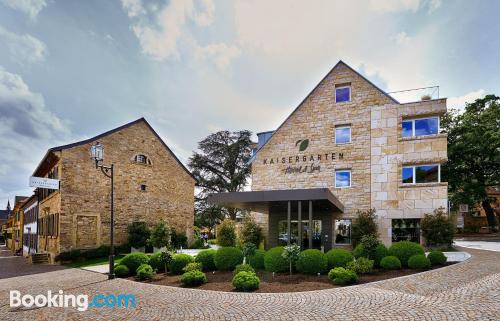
[22,195,38,256]
[32,118,195,262]
[9,196,29,252]
[0,201,11,243]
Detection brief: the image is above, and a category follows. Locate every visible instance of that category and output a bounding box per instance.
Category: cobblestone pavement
[0,246,66,279]
[0,247,499,320]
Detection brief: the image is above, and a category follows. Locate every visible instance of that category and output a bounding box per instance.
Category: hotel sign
[261,138,344,174]
[29,176,60,190]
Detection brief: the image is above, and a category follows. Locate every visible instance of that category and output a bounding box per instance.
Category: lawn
[64,254,126,268]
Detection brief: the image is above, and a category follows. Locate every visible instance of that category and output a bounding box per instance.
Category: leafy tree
[127,221,150,249]
[216,219,237,247]
[194,202,225,235]
[421,208,456,247]
[150,219,171,249]
[442,95,500,230]
[239,215,263,247]
[188,130,253,221]
[242,242,257,265]
[282,244,301,275]
[351,209,378,247]
[159,251,173,275]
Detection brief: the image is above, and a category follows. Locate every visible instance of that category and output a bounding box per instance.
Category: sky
[1,0,499,207]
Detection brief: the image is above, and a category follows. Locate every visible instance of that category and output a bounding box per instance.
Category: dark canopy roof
[208,188,344,212]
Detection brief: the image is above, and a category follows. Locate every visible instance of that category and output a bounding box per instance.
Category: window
[335,126,351,144]
[334,219,352,244]
[402,164,440,184]
[135,154,147,164]
[278,220,322,249]
[335,170,351,188]
[402,117,439,137]
[140,184,147,191]
[392,219,420,243]
[335,85,351,103]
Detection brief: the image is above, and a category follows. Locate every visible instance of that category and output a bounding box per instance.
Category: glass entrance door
[278,220,322,249]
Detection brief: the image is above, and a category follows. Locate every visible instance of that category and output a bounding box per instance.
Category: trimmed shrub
[239,216,263,247]
[136,264,154,280]
[148,252,164,272]
[408,254,431,269]
[296,249,328,274]
[328,267,358,285]
[326,249,354,269]
[121,252,150,273]
[351,209,378,247]
[347,257,374,274]
[171,228,188,249]
[352,236,387,267]
[421,208,455,247]
[169,254,195,274]
[388,241,425,267]
[181,270,207,286]
[373,244,389,267]
[427,251,447,266]
[264,246,289,273]
[232,271,260,292]
[114,264,130,278]
[214,247,243,271]
[183,262,202,273]
[380,256,401,270]
[83,245,110,259]
[189,238,208,249]
[248,249,266,270]
[233,264,255,276]
[195,249,217,271]
[216,219,237,247]
[150,219,171,249]
[127,221,150,249]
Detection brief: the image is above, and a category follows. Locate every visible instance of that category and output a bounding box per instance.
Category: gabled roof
[0,210,9,220]
[33,118,195,181]
[250,60,398,162]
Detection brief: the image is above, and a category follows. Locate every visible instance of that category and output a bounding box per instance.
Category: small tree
[242,242,257,264]
[239,215,263,247]
[351,209,378,247]
[150,219,171,249]
[127,221,150,249]
[421,208,456,248]
[159,250,174,275]
[216,219,236,247]
[282,244,301,275]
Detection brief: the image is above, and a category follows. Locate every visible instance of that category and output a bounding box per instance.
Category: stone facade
[35,118,195,262]
[251,61,447,248]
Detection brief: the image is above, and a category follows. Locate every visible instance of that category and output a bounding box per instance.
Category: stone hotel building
[32,118,195,262]
[210,61,447,249]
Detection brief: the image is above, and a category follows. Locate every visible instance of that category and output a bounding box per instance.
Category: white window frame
[402,116,440,137]
[335,126,351,144]
[335,170,351,188]
[402,164,441,184]
[335,85,351,103]
[334,219,352,245]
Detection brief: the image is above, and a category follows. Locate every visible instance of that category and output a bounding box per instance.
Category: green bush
[189,238,208,249]
[233,264,255,276]
[427,251,447,266]
[150,219,171,249]
[388,241,425,267]
[83,245,110,259]
[169,254,195,274]
[114,264,130,278]
[373,244,389,267]
[127,221,150,249]
[380,256,401,270]
[136,264,154,280]
[296,249,328,274]
[115,243,131,254]
[248,249,266,270]
[239,216,263,247]
[328,267,358,285]
[180,270,207,286]
[326,249,354,269]
[56,249,81,261]
[408,254,431,269]
[195,249,217,271]
[183,262,203,273]
[352,236,387,267]
[351,209,378,247]
[121,252,150,273]
[264,246,289,273]
[214,247,243,271]
[217,219,237,247]
[148,252,164,272]
[421,208,455,247]
[171,229,188,249]
[232,271,260,291]
[347,257,374,274]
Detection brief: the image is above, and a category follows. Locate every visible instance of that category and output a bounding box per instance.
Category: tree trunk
[482,200,498,230]
[228,208,237,220]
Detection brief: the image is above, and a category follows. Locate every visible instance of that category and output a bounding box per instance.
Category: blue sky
[1,0,499,207]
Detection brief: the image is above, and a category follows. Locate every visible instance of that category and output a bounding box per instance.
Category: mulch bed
[134,263,455,293]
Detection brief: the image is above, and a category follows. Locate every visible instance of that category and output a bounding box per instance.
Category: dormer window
[335,84,351,103]
[133,154,152,165]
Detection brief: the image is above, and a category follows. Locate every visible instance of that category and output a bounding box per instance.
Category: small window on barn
[134,154,152,165]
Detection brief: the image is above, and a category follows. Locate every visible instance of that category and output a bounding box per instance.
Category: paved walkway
[454,240,500,252]
[0,247,499,320]
[0,246,65,279]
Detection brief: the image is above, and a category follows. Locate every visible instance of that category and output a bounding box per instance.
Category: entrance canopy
[207,188,344,213]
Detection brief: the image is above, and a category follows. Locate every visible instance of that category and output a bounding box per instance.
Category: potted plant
[127,221,150,252]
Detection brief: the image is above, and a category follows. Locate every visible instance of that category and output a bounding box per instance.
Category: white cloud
[0,25,48,63]
[369,0,420,13]
[0,0,47,19]
[193,0,215,27]
[195,43,241,72]
[448,89,485,111]
[428,0,442,13]
[394,31,411,45]
[120,0,145,17]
